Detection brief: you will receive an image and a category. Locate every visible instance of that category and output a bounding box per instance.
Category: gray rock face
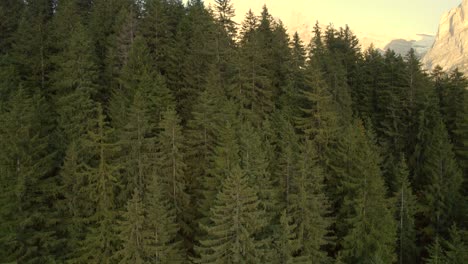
[384,35,435,58]
[422,0,468,73]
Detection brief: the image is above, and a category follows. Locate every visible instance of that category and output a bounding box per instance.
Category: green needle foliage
[0,2,465,263]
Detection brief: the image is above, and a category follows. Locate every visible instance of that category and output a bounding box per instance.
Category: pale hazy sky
[204,0,462,48]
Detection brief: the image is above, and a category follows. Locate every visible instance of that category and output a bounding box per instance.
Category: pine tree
[353,45,385,120]
[176,0,219,121]
[51,20,99,149]
[374,50,408,192]
[109,36,174,133]
[214,0,237,38]
[272,114,299,209]
[140,0,184,78]
[0,0,23,101]
[290,139,331,262]
[235,8,274,122]
[443,225,467,264]
[274,210,301,264]
[114,188,145,264]
[295,63,339,157]
[436,69,468,181]
[157,108,190,236]
[186,67,234,210]
[425,236,445,264]
[113,87,160,202]
[424,226,467,264]
[143,173,185,263]
[394,156,418,264]
[11,0,54,91]
[77,104,120,264]
[196,165,267,263]
[0,88,58,262]
[416,117,463,247]
[239,121,275,218]
[270,20,292,101]
[59,141,94,261]
[279,32,305,120]
[0,0,23,53]
[330,123,396,263]
[197,119,240,227]
[318,25,354,122]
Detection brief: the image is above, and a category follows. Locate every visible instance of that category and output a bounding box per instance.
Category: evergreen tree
[59,141,94,261]
[0,0,23,53]
[11,0,54,91]
[239,121,275,217]
[214,0,237,39]
[114,188,145,264]
[274,210,301,264]
[176,0,218,121]
[186,67,234,204]
[374,50,408,192]
[443,225,467,264]
[296,63,339,157]
[425,237,445,264]
[0,88,58,262]
[197,119,240,227]
[196,165,267,263]
[51,20,99,150]
[114,89,157,203]
[157,108,190,236]
[394,156,418,264]
[434,68,468,180]
[279,32,305,120]
[416,117,463,247]
[143,173,185,263]
[290,139,331,262]
[236,8,274,122]
[109,36,174,132]
[425,226,467,264]
[327,123,396,263]
[76,105,120,264]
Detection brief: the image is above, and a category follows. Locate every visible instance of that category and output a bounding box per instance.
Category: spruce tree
[113,88,158,203]
[59,141,94,261]
[425,237,445,264]
[0,0,23,53]
[443,225,467,264]
[416,117,463,247]
[290,139,331,262]
[186,67,234,211]
[295,63,339,157]
[157,108,190,236]
[51,20,99,149]
[197,117,241,217]
[196,165,267,263]
[0,88,58,262]
[77,104,120,264]
[143,173,185,263]
[109,36,174,132]
[328,123,396,263]
[394,156,418,264]
[214,0,237,39]
[114,188,146,264]
[11,0,54,91]
[274,210,301,264]
[239,121,275,218]
[236,8,274,122]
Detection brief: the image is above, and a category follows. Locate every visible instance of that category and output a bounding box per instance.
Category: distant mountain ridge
[422,0,468,73]
[383,34,435,58]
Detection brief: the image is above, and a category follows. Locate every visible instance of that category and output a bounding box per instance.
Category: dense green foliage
[0,0,466,263]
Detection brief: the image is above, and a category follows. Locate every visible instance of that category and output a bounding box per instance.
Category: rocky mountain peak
[422,0,468,73]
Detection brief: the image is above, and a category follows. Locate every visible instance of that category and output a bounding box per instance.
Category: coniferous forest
[0,0,467,263]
